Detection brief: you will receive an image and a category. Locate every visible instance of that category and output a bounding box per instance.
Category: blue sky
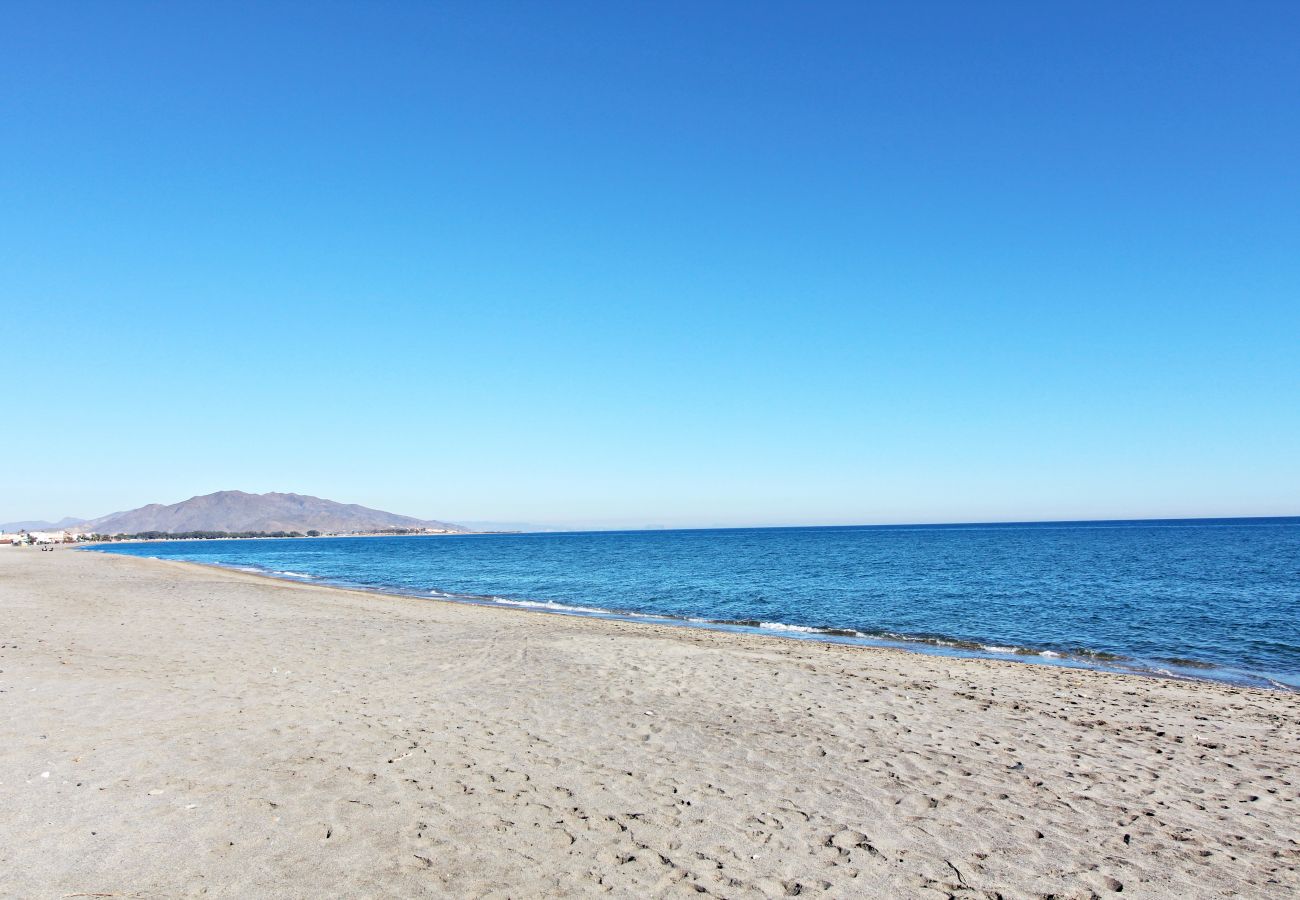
[3,2,1298,528]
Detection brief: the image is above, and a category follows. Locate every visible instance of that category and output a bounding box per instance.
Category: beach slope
[1,549,1296,897]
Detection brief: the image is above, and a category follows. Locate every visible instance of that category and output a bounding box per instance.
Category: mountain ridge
[73,491,466,535]
[0,516,88,532]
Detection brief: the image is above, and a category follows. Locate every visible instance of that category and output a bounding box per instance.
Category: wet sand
[1,547,1296,897]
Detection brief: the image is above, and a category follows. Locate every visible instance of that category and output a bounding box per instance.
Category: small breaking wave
[757,622,823,634]
[485,596,615,616]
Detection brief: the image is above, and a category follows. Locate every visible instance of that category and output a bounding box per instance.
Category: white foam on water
[758,622,821,633]
[982,645,1020,654]
[274,571,315,579]
[1039,650,1062,658]
[489,597,612,616]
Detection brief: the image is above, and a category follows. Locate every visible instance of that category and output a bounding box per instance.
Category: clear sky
[3,2,1298,529]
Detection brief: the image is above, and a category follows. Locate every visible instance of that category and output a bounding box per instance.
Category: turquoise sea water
[87,518,1300,690]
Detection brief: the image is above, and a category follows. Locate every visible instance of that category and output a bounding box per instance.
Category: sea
[85,517,1300,690]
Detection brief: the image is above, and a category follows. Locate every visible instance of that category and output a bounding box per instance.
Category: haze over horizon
[7,489,1299,536]
[4,3,1298,527]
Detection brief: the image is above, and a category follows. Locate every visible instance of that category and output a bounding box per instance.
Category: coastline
[2,548,1297,897]
[81,543,1298,692]
[94,549,1138,682]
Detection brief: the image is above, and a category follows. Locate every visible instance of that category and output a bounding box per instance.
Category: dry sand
[1,548,1296,898]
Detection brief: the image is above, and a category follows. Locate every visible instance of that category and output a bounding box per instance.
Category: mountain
[77,491,467,535]
[0,517,87,532]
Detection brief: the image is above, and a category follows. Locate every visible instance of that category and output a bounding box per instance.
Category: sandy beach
[1,548,1296,898]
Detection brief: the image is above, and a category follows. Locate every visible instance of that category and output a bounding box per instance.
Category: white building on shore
[17,530,74,545]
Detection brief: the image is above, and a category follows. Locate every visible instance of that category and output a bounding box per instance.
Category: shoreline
[78,544,1298,693]
[71,529,475,545]
[3,548,1297,897]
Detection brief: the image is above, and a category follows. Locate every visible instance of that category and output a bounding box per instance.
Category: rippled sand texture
[1,549,1297,898]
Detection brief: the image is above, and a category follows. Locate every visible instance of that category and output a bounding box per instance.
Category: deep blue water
[86,518,1300,689]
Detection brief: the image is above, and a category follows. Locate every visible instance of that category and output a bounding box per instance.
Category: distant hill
[0,516,87,532]
[76,491,467,535]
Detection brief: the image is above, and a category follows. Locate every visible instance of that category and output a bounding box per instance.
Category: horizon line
[470,513,1300,535]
